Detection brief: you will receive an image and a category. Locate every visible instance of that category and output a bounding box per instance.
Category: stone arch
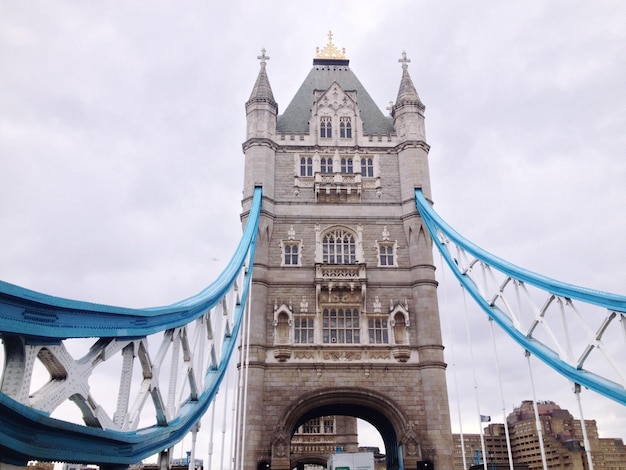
[316,224,363,264]
[275,387,414,470]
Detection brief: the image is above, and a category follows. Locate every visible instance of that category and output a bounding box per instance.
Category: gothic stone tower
[239,35,453,470]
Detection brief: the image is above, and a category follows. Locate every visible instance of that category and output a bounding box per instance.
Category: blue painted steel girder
[0,187,262,465]
[415,189,626,407]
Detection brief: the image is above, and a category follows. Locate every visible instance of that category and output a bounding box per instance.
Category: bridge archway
[275,387,414,470]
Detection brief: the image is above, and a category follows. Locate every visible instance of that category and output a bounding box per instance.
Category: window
[379,244,394,266]
[322,229,356,264]
[320,157,333,174]
[361,158,374,177]
[320,117,332,138]
[340,158,353,174]
[299,416,336,434]
[281,238,302,267]
[323,416,335,433]
[323,307,360,343]
[294,316,314,344]
[284,244,299,265]
[368,318,389,344]
[300,157,312,176]
[340,117,352,138]
[302,417,321,434]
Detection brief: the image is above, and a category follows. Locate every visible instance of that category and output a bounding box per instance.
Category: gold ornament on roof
[315,31,346,59]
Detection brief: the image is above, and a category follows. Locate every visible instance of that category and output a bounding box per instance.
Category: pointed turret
[395,52,422,105]
[247,48,277,106]
[392,51,426,141]
[245,48,278,139]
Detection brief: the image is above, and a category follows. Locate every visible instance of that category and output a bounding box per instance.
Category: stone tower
[239,35,453,470]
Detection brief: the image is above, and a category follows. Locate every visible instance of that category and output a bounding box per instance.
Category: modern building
[238,33,452,470]
[453,400,626,470]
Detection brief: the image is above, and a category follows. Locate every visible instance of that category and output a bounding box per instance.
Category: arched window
[320,117,332,138]
[340,117,352,138]
[321,157,333,174]
[300,157,312,176]
[379,244,395,266]
[322,229,356,264]
[284,244,299,265]
[340,158,353,174]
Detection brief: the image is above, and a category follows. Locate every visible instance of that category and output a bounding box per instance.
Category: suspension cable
[207,391,217,470]
[460,285,488,470]
[238,285,253,470]
[228,362,238,470]
[438,249,468,470]
[219,359,232,470]
[487,317,514,470]
[574,383,595,470]
[525,351,548,470]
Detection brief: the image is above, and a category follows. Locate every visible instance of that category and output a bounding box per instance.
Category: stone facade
[238,38,452,470]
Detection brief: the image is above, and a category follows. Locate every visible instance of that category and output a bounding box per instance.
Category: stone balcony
[315,263,366,286]
[314,172,362,202]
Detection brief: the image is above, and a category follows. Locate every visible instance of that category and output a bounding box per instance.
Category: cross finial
[399,50,411,69]
[257,48,270,67]
[315,31,346,59]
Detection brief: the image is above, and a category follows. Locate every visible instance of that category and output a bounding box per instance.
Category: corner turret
[245,48,278,139]
[392,51,426,141]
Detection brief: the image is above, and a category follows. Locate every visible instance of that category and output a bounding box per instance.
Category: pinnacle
[395,51,422,105]
[247,48,277,106]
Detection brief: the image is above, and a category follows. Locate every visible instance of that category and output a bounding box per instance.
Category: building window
[322,229,356,264]
[340,158,353,174]
[323,416,335,433]
[302,417,321,434]
[378,243,395,266]
[281,237,302,267]
[321,157,333,174]
[294,316,314,344]
[300,157,313,176]
[284,244,299,265]
[368,317,389,344]
[298,416,336,434]
[340,117,352,138]
[361,158,374,177]
[320,117,332,138]
[361,158,374,178]
[322,307,360,344]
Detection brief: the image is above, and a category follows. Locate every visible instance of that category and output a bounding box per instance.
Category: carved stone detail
[321,350,362,361]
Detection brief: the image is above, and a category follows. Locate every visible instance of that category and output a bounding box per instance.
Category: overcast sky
[1,0,625,463]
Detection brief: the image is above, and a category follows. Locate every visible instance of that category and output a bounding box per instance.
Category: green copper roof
[277,63,395,135]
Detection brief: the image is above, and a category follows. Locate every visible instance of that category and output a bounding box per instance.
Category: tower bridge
[1,35,624,470]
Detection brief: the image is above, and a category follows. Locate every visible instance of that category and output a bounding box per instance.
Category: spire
[247,48,277,109]
[395,51,422,106]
